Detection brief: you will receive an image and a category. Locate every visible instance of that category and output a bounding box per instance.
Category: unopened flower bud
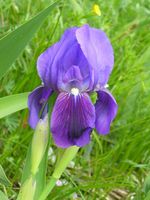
[31,115,48,175]
[18,176,36,200]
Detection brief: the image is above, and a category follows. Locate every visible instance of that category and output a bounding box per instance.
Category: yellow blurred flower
[92,4,101,16]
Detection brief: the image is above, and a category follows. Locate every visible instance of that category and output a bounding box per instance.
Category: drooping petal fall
[50,92,95,148]
[28,86,53,129]
[95,89,117,134]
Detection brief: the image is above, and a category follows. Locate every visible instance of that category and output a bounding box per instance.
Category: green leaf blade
[0,1,59,79]
[0,92,29,118]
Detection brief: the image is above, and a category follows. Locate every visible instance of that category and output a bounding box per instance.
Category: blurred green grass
[0,0,150,199]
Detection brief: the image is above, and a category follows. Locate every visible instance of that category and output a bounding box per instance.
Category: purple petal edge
[95,89,117,134]
[28,86,53,129]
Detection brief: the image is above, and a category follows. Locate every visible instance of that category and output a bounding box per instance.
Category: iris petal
[76,24,114,88]
[37,27,91,92]
[37,25,114,92]
[50,92,95,148]
[28,86,53,128]
[95,89,117,134]
[63,65,83,83]
[37,27,78,90]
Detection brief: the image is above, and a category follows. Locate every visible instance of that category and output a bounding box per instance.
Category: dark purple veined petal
[50,92,95,148]
[28,86,53,129]
[76,24,114,89]
[95,89,117,134]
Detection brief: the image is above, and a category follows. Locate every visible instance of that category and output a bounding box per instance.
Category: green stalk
[39,146,79,200]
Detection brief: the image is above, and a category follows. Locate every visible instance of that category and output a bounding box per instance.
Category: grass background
[0,0,150,199]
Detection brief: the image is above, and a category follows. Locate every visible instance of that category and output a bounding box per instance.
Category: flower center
[71,88,79,96]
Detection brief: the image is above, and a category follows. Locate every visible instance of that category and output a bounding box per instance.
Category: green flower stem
[39,146,79,200]
[38,176,57,200]
[52,146,79,179]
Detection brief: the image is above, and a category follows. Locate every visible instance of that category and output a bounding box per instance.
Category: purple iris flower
[28,24,117,148]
